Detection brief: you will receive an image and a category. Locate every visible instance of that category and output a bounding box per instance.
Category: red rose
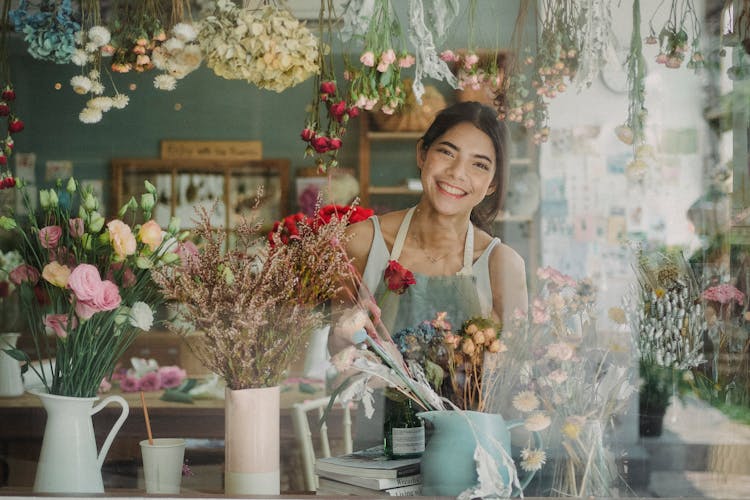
[384,260,416,294]
[0,102,9,117]
[329,100,347,121]
[311,135,330,153]
[320,81,336,95]
[33,283,50,306]
[348,206,374,224]
[347,107,360,118]
[315,205,374,228]
[0,281,8,298]
[268,212,310,248]
[329,137,343,150]
[2,86,16,101]
[300,128,316,142]
[0,154,6,166]
[8,116,23,133]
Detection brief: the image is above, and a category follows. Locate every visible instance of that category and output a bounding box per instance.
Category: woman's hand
[329,299,381,354]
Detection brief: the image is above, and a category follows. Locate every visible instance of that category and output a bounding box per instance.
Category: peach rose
[138,220,164,251]
[107,220,136,259]
[42,262,72,288]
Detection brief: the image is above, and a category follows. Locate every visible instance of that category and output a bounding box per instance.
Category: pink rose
[380,48,396,65]
[43,313,77,338]
[68,263,103,302]
[39,225,63,249]
[42,262,72,288]
[377,61,390,72]
[93,280,121,312]
[439,50,457,62]
[139,371,162,392]
[158,366,186,389]
[138,220,164,251]
[119,375,140,392]
[398,54,415,68]
[10,264,40,285]
[359,51,375,67]
[68,218,85,238]
[176,240,199,270]
[107,220,137,259]
[75,300,99,320]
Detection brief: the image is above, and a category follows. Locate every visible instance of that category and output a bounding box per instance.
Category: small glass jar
[383,389,425,458]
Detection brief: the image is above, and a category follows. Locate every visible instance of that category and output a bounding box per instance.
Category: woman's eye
[437,148,454,157]
[474,162,490,171]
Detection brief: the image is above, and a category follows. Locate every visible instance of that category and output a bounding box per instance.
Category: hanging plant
[573,0,616,90]
[151,1,203,91]
[69,0,129,124]
[8,0,79,64]
[340,0,415,114]
[618,0,654,182]
[0,0,24,171]
[721,0,750,80]
[199,0,320,92]
[300,0,358,172]
[645,0,705,71]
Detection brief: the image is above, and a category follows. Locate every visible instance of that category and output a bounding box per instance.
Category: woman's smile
[436,180,468,198]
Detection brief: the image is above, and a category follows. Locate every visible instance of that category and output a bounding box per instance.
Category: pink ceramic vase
[224,385,280,495]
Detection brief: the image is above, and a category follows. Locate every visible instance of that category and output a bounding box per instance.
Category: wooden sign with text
[160,140,263,161]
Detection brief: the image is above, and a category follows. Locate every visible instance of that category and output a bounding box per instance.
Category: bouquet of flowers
[152,203,359,390]
[0,177,182,397]
[622,248,706,433]
[486,267,635,497]
[112,357,187,393]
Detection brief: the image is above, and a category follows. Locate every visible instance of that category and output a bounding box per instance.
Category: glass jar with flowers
[0,175,182,493]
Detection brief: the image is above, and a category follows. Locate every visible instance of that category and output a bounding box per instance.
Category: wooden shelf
[495,213,534,223]
[368,186,422,195]
[367,131,424,141]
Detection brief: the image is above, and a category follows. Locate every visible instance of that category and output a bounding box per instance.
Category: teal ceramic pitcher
[418,410,543,497]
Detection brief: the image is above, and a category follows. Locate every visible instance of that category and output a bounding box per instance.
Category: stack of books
[314,446,422,496]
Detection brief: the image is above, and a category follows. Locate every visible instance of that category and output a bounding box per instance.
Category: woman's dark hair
[419,101,508,231]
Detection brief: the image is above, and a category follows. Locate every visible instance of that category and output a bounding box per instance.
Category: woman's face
[417,121,496,216]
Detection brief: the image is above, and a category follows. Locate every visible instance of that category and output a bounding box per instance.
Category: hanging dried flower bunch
[721,0,750,80]
[69,0,130,124]
[108,0,168,73]
[301,0,358,172]
[645,0,705,71]
[8,0,79,64]
[340,0,415,114]
[0,0,23,169]
[151,1,203,91]
[199,0,320,92]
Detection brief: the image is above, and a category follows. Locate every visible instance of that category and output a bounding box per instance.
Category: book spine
[386,484,422,496]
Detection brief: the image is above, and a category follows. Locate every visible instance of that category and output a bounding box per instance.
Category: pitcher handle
[507,419,544,495]
[91,395,129,470]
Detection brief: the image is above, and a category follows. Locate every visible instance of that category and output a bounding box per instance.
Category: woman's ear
[416,140,426,169]
[485,182,497,196]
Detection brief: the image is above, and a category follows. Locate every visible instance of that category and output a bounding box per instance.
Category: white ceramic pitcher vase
[0,333,24,397]
[32,390,129,493]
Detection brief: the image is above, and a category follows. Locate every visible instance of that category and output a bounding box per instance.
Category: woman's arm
[488,242,529,324]
[328,220,376,355]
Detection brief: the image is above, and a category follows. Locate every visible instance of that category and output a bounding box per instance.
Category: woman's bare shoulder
[487,240,526,273]
[345,218,375,263]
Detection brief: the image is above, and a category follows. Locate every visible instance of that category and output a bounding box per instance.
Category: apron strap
[391,206,475,276]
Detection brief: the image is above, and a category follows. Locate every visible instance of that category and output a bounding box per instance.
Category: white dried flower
[151,46,168,69]
[90,81,105,95]
[71,49,89,66]
[85,42,100,53]
[79,107,103,124]
[520,448,546,472]
[129,301,154,331]
[523,412,551,432]
[111,94,130,109]
[87,96,113,112]
[512,390,540,412]
[154,74,177,91]
[88,69,100,80]
[74,30,86,45]
[87,26,111,47]
[172,22,198,42]
[164,37,185,53]
[70,75,92,95]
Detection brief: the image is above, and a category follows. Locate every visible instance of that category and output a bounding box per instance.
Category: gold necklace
[410,234,456,264]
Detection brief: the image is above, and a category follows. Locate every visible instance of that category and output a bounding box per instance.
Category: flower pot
[224,385,280,495]
[0,333,24,397]
[32,390,129,493]
[418,410,542,497]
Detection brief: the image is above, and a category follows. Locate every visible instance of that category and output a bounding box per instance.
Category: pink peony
[119,375,140,392]
[68,218,85,238]
[68,264,103,302]
[39,225,63,249]
[107,220,137,259]
[10,264,40,285]
[158,366,187,389]
[139,371,162,392]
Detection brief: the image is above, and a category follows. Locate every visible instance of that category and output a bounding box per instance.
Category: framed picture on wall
[111,158,290,233]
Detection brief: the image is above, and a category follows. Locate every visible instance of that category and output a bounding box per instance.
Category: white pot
[0,332,24,397]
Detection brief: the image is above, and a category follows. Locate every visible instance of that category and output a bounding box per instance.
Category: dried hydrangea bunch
[199,0,320,92]
[151,22,203,91]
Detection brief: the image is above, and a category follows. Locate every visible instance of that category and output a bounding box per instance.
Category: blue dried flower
[11,0,80,64]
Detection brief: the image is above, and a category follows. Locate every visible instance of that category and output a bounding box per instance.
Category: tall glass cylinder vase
[224,385,280,495]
